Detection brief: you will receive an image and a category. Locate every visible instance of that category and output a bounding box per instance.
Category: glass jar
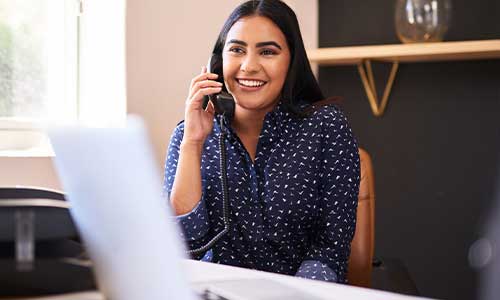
[395,0,452,43]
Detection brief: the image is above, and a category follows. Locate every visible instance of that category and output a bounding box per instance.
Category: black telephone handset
[187,54,232,257]
[202,54,235,121]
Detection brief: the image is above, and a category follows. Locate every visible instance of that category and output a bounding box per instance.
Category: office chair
[347,149,419,295]
[0,186,95,296]
[348,148,375,288]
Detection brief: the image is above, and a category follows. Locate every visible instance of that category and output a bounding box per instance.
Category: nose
[240,53,261,73]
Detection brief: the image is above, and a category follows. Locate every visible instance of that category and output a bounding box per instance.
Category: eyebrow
[226,39,282,50]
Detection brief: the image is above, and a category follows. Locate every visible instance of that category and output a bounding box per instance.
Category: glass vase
[395,0,452,43]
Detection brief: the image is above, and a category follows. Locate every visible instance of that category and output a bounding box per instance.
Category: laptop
[49,117,196,300]
[49,116,319,300]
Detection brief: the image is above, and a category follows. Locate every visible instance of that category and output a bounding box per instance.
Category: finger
[189,80,223,99]
[189,87,223,106]
[190,72,219,90]
[193,80,223,93]
[186,86,222,105]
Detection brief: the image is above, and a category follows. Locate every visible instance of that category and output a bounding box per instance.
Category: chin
[234,98,277,112]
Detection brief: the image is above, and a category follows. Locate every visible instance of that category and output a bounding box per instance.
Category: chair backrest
[347,148,375,287]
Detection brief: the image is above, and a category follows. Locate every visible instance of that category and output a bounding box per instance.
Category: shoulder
[285,98,353,138]
[167,120,185,148]
[174,120,185,131]
[310,103,343,119]
[304,101,350,132]
[301,101,358,151]
[171,120,185,137]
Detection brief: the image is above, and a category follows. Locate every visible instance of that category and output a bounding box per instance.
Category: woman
[164,0,360,284]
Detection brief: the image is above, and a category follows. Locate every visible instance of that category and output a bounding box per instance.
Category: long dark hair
[211,0,325,117]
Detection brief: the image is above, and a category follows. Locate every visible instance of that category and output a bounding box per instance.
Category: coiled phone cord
[186,114,230,256]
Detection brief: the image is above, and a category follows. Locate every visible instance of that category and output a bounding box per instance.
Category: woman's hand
[183,66,223,145]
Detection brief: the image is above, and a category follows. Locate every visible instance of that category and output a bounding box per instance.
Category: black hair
[211,0,325,117]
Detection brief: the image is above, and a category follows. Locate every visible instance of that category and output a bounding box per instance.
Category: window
[0,0,126,156]
[0,0,78,122]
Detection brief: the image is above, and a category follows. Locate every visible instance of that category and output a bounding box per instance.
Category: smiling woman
[164,0,360,284]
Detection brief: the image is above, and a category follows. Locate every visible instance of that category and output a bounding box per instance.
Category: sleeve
[295,107,360,283]
[163,122,212,250]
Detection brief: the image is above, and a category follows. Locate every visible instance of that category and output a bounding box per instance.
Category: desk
[13,260,436,300]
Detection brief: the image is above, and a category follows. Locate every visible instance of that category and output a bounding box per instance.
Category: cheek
[222,58,238,81]
[269,60,289,85]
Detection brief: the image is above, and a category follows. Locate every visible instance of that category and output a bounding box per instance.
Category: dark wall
[318,1,500,300]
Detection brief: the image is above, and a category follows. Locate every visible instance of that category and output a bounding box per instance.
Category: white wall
[285,0,318,50]
[0,0,318,189]
[0,157,62,190]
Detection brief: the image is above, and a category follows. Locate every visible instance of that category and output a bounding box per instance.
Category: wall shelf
[307,39,500,116]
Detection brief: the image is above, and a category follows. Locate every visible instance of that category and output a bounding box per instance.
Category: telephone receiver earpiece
[203,54,235,121]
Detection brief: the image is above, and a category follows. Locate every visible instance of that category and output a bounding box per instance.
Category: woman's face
[222,15,291,114]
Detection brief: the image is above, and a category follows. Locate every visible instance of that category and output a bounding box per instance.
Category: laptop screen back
[49,117,195,300]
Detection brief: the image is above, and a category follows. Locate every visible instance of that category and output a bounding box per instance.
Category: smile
[237,79,267,88]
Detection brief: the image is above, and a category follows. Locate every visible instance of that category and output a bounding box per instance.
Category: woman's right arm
[169,67,222,215]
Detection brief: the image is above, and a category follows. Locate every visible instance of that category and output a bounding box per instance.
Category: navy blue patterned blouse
[163,102,360,283]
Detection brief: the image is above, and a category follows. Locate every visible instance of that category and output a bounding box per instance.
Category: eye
[261,48,277,56]
[228,47,245,54]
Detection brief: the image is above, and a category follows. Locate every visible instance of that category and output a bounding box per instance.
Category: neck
[232,104,275,137]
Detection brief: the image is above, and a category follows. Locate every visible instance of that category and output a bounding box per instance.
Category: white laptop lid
[49,117,196,300]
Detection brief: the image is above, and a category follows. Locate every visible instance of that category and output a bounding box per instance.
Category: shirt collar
[260,100,290,141]
[216,100,292,141]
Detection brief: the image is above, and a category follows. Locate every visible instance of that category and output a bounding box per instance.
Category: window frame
[0,0,127,157]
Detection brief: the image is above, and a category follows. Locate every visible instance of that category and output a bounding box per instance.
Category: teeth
[238,79,265,87]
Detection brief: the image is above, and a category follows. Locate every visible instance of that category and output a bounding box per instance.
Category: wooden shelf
[307,39,500,65]
[307,40,500,117]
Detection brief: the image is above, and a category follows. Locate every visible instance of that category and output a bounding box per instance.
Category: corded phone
[187,54,234,256]
[202,53,235,120]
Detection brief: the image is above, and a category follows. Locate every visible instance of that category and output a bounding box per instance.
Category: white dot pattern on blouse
[163,103,360,284]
